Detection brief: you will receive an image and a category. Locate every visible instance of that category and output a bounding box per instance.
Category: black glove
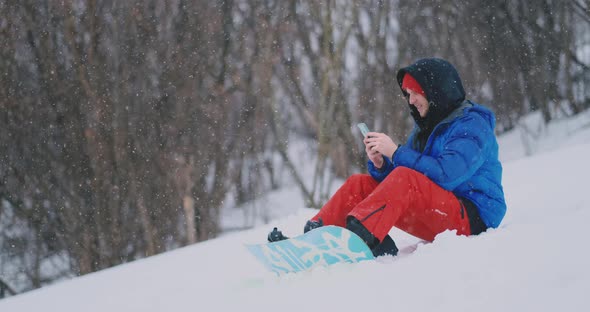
[303,218,324,233]
[267,227,289,242]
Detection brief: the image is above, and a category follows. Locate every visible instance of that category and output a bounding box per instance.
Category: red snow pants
[311,167,472,242]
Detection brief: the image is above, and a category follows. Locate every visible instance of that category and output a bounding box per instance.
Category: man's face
[407,89,429,117]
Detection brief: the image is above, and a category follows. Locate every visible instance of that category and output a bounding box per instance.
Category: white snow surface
[1,111,590,311]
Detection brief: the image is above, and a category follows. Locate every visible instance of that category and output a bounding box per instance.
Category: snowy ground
[1,110,590,311]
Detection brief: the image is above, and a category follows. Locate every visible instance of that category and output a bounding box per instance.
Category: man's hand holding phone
[357,123,398,169]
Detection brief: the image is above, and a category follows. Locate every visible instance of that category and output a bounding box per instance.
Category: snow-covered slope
[1,112,590,312]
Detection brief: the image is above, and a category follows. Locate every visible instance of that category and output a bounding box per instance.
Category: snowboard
[247,226,374,274]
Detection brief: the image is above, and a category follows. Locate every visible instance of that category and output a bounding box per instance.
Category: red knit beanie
[402,73,426,98]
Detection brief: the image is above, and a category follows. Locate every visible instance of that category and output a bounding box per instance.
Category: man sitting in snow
[269,58,507,257]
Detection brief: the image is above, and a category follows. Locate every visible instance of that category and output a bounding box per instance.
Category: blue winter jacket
[368,59,507,229]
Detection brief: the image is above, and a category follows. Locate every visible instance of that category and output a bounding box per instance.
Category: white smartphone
[357,123,370,137]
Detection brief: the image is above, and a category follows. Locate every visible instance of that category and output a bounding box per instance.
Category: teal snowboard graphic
[247,226,374,274]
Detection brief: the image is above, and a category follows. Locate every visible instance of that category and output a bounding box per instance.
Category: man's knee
[347,173,373,184]
[383,166,425,186]
[390,166,416,177]
[343,173,378,192]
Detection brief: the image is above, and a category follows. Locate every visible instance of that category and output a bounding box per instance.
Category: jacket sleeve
[367,156,394,182]
[392,115,492,190]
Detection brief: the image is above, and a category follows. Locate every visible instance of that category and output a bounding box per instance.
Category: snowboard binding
[267,227,289,242]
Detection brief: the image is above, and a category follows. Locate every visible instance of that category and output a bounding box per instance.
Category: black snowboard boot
[371,234,399,257]
[267,227,289,242]
[346,216,398,257]
[303,218,324,233]
[346,217,379,249]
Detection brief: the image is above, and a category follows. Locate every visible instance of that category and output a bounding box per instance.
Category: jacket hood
[397,58,466,130]
[444,101,497,130]
[468,101,496,130]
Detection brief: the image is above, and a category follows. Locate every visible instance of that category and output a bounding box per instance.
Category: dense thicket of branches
[1,0,588,296]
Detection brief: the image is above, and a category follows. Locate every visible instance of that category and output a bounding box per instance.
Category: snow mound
[1,139,589,311]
